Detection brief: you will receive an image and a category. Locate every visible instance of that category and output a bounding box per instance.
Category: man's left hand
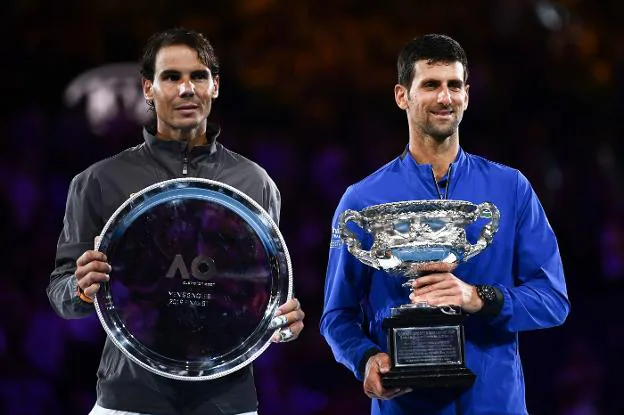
[270,298,305,342]
[410,273,483,313]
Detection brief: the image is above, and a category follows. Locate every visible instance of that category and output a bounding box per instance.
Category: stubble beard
[422,118,460,143]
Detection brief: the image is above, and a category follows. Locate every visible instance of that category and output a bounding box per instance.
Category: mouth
[430,109,454,119]
[175,104,199,111]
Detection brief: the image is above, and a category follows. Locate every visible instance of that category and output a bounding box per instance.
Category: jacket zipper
[431,163,452,200]
[182,148,189,176]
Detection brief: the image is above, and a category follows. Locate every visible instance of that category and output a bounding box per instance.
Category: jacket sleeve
[489,171,570,331]
[320,186,380,381]
[47,171,104,319]
[263,176,281,226]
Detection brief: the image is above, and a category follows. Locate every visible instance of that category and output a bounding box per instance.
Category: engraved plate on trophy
[93,178,292,381]
[339,199,500,389]
[393,327,462,367]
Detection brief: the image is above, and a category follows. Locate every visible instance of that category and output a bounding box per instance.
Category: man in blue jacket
[320,34,570,415]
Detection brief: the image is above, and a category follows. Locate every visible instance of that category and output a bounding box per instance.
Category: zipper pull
[182,152,189,176]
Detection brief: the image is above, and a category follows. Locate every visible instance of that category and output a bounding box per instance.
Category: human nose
[437,87,452,105]
[178,79,195,96]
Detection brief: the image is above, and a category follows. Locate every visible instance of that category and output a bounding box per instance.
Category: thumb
[377,358,391,374]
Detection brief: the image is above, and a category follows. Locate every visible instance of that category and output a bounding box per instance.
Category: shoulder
[466,152,519,176]
[68,145,145,192]
[351,157,402,194]
[219,144,278,188]
[338,157,402,209]
[78,144,145,177]
[465,152,528,185]
[465,152,537,203]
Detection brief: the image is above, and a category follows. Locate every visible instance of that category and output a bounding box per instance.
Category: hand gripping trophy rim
[338,200,500,274]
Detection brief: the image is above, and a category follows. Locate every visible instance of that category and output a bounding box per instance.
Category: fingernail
[269,315,287,330]
[278,328,294,342]
[274,307,282,316]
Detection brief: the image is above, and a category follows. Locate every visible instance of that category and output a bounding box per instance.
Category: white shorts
[89,403,258,415]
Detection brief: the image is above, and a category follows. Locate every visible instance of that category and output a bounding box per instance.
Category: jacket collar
[142,123,221,155]
[399,145,468,199]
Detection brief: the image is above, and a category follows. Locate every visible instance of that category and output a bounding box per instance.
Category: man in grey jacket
[47,27,305,415]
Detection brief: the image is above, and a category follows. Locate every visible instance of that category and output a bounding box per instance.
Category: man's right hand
[75,250,111,300]
[363,352,412,400]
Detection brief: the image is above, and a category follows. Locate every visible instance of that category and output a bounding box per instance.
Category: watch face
[478,285,496,302]
[93,178,292,381]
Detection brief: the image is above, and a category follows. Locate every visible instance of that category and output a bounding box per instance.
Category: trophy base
[382,366,476,389]
[382,305,475,390]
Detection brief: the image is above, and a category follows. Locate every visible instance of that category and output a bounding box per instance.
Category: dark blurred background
[2,0,623,414]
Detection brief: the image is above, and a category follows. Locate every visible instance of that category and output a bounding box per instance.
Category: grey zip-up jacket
[47,124,281,415]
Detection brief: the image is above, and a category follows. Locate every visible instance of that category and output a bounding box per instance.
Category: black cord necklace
[432,163,452,200]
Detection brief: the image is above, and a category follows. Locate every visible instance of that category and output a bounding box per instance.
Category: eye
[192,72,209,80]
[448,82,463,91]
[163,73,180,81]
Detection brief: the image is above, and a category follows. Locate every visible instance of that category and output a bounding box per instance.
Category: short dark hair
[397,34,468,87]
[140,27,220,81]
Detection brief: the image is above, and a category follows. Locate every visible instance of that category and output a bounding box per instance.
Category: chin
[175,120,203,130]
[428,125,459,141]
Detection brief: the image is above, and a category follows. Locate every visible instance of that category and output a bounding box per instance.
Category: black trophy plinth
[381,306,476,389]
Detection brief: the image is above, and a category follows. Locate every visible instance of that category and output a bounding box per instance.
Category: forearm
[320,310,381,381]
[488,280,570,332]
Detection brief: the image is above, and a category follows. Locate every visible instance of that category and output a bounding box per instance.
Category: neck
[408,133,459,181]
[155,123,207,150]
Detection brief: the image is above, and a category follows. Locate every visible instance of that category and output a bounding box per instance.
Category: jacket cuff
[358,347,382,379]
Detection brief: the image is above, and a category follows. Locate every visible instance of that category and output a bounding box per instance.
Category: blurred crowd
[2,0,623,414]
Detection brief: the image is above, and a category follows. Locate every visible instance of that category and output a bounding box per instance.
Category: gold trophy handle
[338,209,380,269]
[464,202,500,261]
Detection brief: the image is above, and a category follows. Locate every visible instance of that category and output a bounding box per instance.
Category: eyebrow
[420,78,464,87]
[159,69,210,78]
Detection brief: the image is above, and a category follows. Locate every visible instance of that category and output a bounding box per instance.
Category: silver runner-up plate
[93,178,292,381]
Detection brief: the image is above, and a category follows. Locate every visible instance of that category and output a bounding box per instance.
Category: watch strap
[476,284,504,317]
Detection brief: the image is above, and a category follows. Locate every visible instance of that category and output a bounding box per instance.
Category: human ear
[143,78,154,101]
[211,75,220,98]
[394,84,409,110]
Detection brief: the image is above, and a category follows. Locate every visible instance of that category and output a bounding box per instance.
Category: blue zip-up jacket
[320,147,570,415]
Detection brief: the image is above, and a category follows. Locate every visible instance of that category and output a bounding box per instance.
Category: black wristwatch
[475,284,503,317]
